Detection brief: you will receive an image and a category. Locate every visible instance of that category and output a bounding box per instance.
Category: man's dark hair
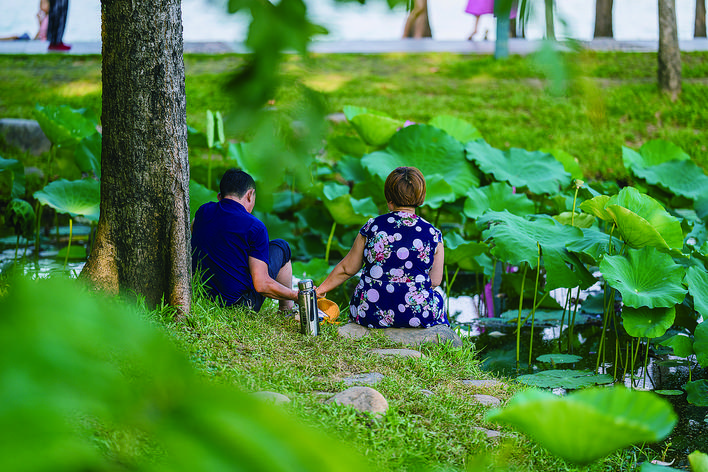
[219,168,255,198]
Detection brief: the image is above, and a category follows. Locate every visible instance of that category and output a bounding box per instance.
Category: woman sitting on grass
[316,167,448,329]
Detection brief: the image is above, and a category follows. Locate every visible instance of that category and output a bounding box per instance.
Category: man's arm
[248,257,298,301]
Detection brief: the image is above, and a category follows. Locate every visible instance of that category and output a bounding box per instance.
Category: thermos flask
[298,279,319,336]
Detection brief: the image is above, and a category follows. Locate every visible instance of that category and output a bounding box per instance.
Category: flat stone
[337,323,462,348]
[251,391,291,405]
[343,372,385,386]
[472,394,502,407]
[0,118,52,155]
[473,427,501,439]
[370,348,425,358]
[325,386,388,417]
[326,112,347,123]
[420,389,436,397]
[459,379,504,389]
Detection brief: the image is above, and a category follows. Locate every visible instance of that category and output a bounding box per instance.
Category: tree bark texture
[81,0,191,313]
[697,0,707,37]
[402,0,432,38]
[658,0,682,96]
[594,0,614,38]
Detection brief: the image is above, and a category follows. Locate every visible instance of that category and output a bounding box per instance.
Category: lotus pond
[1,103,708,469]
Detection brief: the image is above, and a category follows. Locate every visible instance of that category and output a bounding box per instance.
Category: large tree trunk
[402,0,432,38]
[81,0,191,314]
[594,0,614,38]
[697,0,707,37]
[658,0,682,97]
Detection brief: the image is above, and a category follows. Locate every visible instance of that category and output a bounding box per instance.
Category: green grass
[0,50,706,183]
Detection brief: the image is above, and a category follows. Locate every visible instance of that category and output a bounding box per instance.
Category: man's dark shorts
[237,239,291,312]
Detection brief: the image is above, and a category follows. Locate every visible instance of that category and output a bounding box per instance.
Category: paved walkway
[1,38,708,55]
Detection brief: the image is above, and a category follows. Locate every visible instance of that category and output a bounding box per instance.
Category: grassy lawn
[1,51,706,181]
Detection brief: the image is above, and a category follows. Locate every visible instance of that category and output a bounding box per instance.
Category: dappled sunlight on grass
[302,73,351,92]
[55,80,101,98]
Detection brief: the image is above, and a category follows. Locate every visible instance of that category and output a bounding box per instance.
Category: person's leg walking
[48,0,70,50]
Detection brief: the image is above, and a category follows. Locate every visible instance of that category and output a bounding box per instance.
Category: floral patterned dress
[349,211,448,329]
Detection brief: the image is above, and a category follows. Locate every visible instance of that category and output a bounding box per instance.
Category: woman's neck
[389,205,416,215]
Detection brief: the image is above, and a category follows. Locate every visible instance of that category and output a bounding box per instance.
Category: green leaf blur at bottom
[0,277,367,472]
[486,387,677,465]
[689,451,708,472]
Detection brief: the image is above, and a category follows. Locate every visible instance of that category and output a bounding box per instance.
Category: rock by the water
[0,119,52,156]
[370,348,425,358]
[473,427,501,439]
[325,112,347,123]
[420,389,436,396]
[343,372,385,386]
[460,379,504,389]
[251,391,291,405]
[472,394,501,407]
[337,323,462,348]
[326,386,388,417]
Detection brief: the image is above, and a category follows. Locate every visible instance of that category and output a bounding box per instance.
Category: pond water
[0,0,702,43]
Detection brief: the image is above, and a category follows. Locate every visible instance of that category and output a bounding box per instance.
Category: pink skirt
[465,0,517,18]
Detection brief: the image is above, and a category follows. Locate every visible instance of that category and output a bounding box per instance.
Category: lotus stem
[516,264,528,371]
[613,337,619,380]
[596,286,616,373]
[207,149,213,191]
[63,218,73,270]
[559,288,571,352]
[325,221,336,264]
[642,337,650,389]
[434,207,442,228]
[14,234,20,263]
[623,341,630,387]
[571,179,583,227]
[34,202,43,257]
[567,287,580,354]
[444,266,460,318]
[528,243,541,371]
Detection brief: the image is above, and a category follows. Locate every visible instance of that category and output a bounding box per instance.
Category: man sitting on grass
[191,168,298,312]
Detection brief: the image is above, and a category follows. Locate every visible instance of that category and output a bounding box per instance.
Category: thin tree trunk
[81,0,191,314]
[402,0,432,38]
[658,0,682,97]
[594,0,614,38]
[696,0,707,37]
[544,0,556,40]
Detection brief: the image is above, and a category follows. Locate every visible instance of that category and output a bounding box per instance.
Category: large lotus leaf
[335,155,369,183]
[74,132,102,178]
[465,140,571,195]
[444,231,489,272]
[421,174,457,210]
[553,211,595,228]
[33,104,98,148]
[686,266,708,319]
[0,156,25,199]
[579,195,613,222]
[477,211,594,290]
[33,179,100,222]
[621,306,676,339]
[5,198,35,239]
[599,247,686,309]
[463,182,535,219]
[689,450,708,471]
[189,180,216,221]
[343,105,403,147]
[566,226,623,263]
[429,115,482,143]
[536,354,582,365]
[543,149,584,180]
[322,182,378,227]
[515,370,614,390]
[486,387,677,465]
[362,124,479,198]
[685,380,708,407]
[292,258,331,285]
[258,213,296,241]
[271,190,303,213]
[696,321,708,368]
[605,187,684,250]
[640,140,691,164]
[659,334,695,358]
[640,462,683,472]
[696,195,708,220]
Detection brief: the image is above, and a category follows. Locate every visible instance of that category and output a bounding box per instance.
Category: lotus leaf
[189,180,216,221]
[536,354,582,364]
[486,387,677,465]
[689,450,708,471]
[362,125,479,198]
[258,213,296,241]
[605,187,684,251]
[465,140,571,195]
[56,245,87,260]
[654,390,684,396]
[600,247,686,309]
[579,195,613,222]
[33,104,98,148]
[553,211,595,228]
[516,370,613,389]
[685,380,708,407]
[640,463,682,472]
[74,132,102,178]
[335,155,369,183]
[343,105,403,147]
[696,196,708,220]
[421,174,457,210]
[543,149,584,180]
[5,198,35,239]
[429,115,482,143]
[463,182,535,219]
[444,232,489,272]
[0,156,25,199]
[659,334,695,358]
[292,258,331,285]
[686,266,708,319]
[272,190,303,213]
[639,140,691,165]
[631,160,708,203]
[478,211,595,290]
[621,306,676,339]
[565,226,623,263]
[322,182,378,227]
[696,321,708,368]
[34,179,100,222]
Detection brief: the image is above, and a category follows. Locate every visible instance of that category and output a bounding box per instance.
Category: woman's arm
[429,241,444,288]
[316,233,366,297]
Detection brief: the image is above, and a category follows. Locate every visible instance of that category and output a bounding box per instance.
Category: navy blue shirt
[191,199,270,306]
